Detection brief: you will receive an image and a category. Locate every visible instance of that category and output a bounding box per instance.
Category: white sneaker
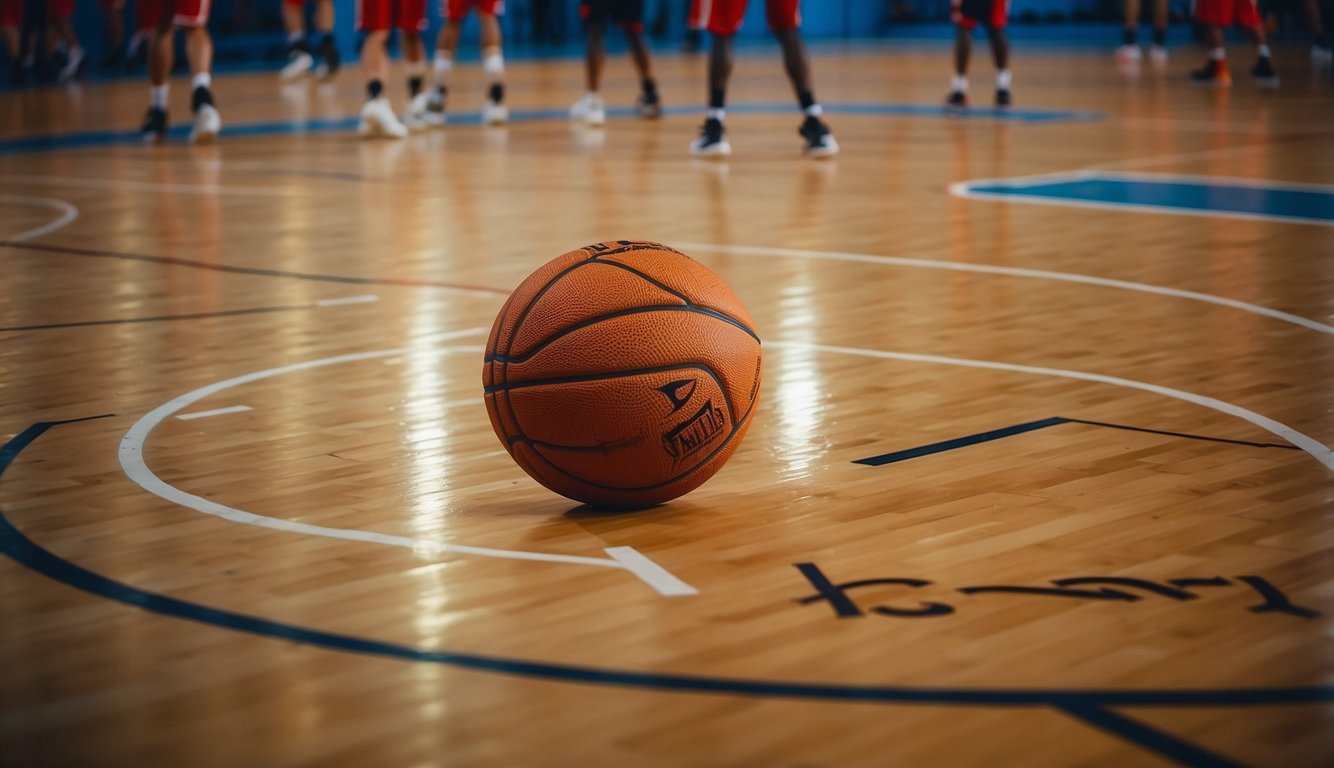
[280,50,314,81]
[1313,44,1333,64]
[404,92,432,131]
[1114,44,1142,63]
[358,97,407,139]
[569,93,605,126]
[57,47,85,83]
[189,103,221,144]
[1149,45,1169,64]
[420,91,446,126]
[482,100,508,125]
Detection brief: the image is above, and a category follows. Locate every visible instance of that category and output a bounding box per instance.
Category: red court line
[0,240,511,295]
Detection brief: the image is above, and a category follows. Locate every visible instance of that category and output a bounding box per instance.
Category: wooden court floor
[1,43,1333,767]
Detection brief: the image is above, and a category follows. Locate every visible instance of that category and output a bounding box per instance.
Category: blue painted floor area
[0,102,1102,155]
[962,174,1334,225]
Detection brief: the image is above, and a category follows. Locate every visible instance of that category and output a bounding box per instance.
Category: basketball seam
[483,360,740,426]
[484,305,759,364]
[521,399,758,495]
[592,260,761,343]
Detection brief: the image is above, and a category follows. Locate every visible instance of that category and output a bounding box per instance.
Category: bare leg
[986,26,1009,70]
[772,27,811,96]
[149,20,172,86]
[363,29,389,87]
[281,2,305,38]
[584,20,605,92]
[185,25,211,78]
[624,24,653,82]
[314,0,334,33]
[708,32,734,107]
[1122,0,1142,43]
[954,25,971,75]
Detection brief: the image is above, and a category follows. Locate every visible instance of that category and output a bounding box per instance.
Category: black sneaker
[191,85,214,112]
[1189,58,1232,86]
[995,88,1012,110]
[944,90,968,112]
[1251,56,1279,87]
[141,107,168,144]
[798,115,839,157]
[316,37,341,80]
[636,91,662,118]
[689,117,731,157]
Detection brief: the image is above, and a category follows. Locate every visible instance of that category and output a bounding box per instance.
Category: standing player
[1189,0,1278,86]
[687,0,837,157]
[139,0,221,144]
[413,0,508,126]
[47,0,86,82]
[944,0,1013,111]
[569,0,661,125]
[1114,0,1169,64]
[278,0,340,81]
[357,0,425,138]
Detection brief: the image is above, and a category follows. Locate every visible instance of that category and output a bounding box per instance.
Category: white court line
[176,405,253,421]
[117,327,698,597]
[676,241,1334,336]
[766,340,1334,472]
[1,195,79,241]
[316,294,379,307]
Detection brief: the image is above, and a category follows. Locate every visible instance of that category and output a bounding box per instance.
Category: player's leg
[177,1,220,143]
[310,0,340,78]
[1117,0,1143,60]
[357,0,408,137]
[985,0,1012,109]
[1237,0,1279,85]
[478,3,508,124]
[49,0,85,82]
[571,1,609,125]
[2,0,21,84]
[401,1,431,130]
[99,0,125,68]
[1303,0,1330,61]
[621,0,660,117]
[769,23,836,156]
[947,0,973,109]
[279,0,314,80]
[428,11,464,123]
[687,0,738,156]
[141,0,171,142]
[1149,0,1168,61]
[1188,14,1232,86]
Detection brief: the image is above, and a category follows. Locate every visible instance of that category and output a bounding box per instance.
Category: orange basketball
[483,240,762,509]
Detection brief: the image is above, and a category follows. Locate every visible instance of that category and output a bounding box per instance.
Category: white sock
[706,107,725,121]
[192,72,211,90]
[1209,47,1226,61]
[150,84,168,108]
[287,30,303,44]
[483,49,504,79]
[951,74,968,93]
[996,69,1011,89]
[805,104,823,117]
[1257,44,1271,58]
[432,54,453,86]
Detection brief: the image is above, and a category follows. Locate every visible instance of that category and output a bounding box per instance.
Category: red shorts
[101,0,124,8]
[284,0,303,6]
[137,0,212,30]
[1194,0,1260,27]
[689,0,800,35]
[357,0,427,31]
[951,0,1009,29]
[49,0,75,19]
[0,0,20,27]
[445,0,504,20]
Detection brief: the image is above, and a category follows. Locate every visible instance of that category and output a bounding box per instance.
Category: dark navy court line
[854,417,1067,466]
[1058,704,1244,768]
[0,240,509,295]
[0,303,320,332]
[1,420,1331,715]
[1061,418,1298,451]
[0,102,1102,155]
[854,416,1297,466]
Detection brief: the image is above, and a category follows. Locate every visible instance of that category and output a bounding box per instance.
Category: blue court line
[0,102,1101,155]
[1058,704,1243,768]
[853,416,1298,466]
[2,419,1328,768]
[958,173,1334,226]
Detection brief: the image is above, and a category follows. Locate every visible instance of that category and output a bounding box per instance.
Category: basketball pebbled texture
[483,240,762,508]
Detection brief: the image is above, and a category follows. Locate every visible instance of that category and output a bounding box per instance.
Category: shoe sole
[690,142,732,158]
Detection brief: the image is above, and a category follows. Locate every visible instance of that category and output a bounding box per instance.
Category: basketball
[483,240,763,508]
